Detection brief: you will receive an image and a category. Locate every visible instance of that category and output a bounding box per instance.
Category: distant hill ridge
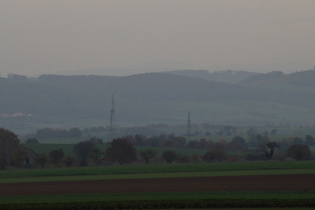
[164,69,259,84]
[0,69,315,132]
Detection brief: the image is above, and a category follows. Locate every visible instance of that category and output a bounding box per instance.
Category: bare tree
[261,141,280,159]
[89,147,104,166]
[35,154,48,168]
[74,141,95,166]
[139,149,157,164]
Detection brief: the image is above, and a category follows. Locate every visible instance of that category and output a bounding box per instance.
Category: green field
[1,194,314,209]
[1,161,315,209]
[1,161,315,183]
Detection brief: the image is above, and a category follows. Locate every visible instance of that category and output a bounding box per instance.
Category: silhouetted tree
[217,126,234,136]
[162,150,178,163]
[35,153,48,168]
[174,136,187,147]
[36,128,55,138]
[89,148,104,166]
[231,136,247,148]
[139,148,157,164]
[49,149,64,165]
[305,135,315,146]
[249,134,269,147]
[105,138,137,165]
[12,147,29,167]
[160,139,176,147]
[36,128,70,138]
[286,144,312,160]
[55,129,70,138]
[186,138,214,149]
[69,127,82,138]
[261,141,280,159]
[0,128,22,169]
[198,138,211,149]
[134,134,147,146]
[74,140,95,166]
[202,143,226,162]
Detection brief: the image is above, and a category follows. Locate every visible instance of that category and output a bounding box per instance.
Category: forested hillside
[165,69,259,84]
[0,70,315,133]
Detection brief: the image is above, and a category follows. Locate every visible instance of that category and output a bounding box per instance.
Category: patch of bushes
[1,199,315,209]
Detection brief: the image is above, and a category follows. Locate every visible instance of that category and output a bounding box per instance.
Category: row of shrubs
[27,137,313,169]
[2,199,315,209]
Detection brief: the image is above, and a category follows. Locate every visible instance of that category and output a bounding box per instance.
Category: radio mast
[187,110,191,136]
[110,94,115,133]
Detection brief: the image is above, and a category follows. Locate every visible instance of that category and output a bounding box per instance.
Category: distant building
[25,149,38,166]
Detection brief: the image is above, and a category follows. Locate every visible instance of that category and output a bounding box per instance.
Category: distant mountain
[0,71,315,133]
[239,71,285,84]
[165,69,259,84]
[56,60,198,76]
[239,70,315,91]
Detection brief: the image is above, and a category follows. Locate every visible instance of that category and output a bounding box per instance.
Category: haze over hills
[165,69,259,84]
[1,70,315,134]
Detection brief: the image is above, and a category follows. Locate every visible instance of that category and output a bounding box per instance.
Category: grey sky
[1,0,315,77]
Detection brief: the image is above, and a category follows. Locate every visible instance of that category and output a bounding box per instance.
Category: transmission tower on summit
[187,110,191,136]
[110,94,115,133]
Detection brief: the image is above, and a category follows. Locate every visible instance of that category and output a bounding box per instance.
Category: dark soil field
[1,174,314,196]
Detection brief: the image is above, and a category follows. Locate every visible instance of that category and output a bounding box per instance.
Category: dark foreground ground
[1,174,315,196]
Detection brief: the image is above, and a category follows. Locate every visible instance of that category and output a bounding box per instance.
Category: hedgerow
[1,199,315,209]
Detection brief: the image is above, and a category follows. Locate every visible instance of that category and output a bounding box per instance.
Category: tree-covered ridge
[0,70,315,132]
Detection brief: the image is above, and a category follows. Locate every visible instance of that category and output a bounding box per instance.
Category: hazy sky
[1,0,315,76]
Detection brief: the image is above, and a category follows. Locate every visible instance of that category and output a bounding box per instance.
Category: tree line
[28,134,314,168]
[1,127,314,169]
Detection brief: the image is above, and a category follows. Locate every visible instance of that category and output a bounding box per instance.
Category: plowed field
[1,174,314,196]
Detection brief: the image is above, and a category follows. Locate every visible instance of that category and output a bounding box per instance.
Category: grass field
[1,168,315,184]
[1,161,315,209]
[1,161,315,183]
[1,191,315,204]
